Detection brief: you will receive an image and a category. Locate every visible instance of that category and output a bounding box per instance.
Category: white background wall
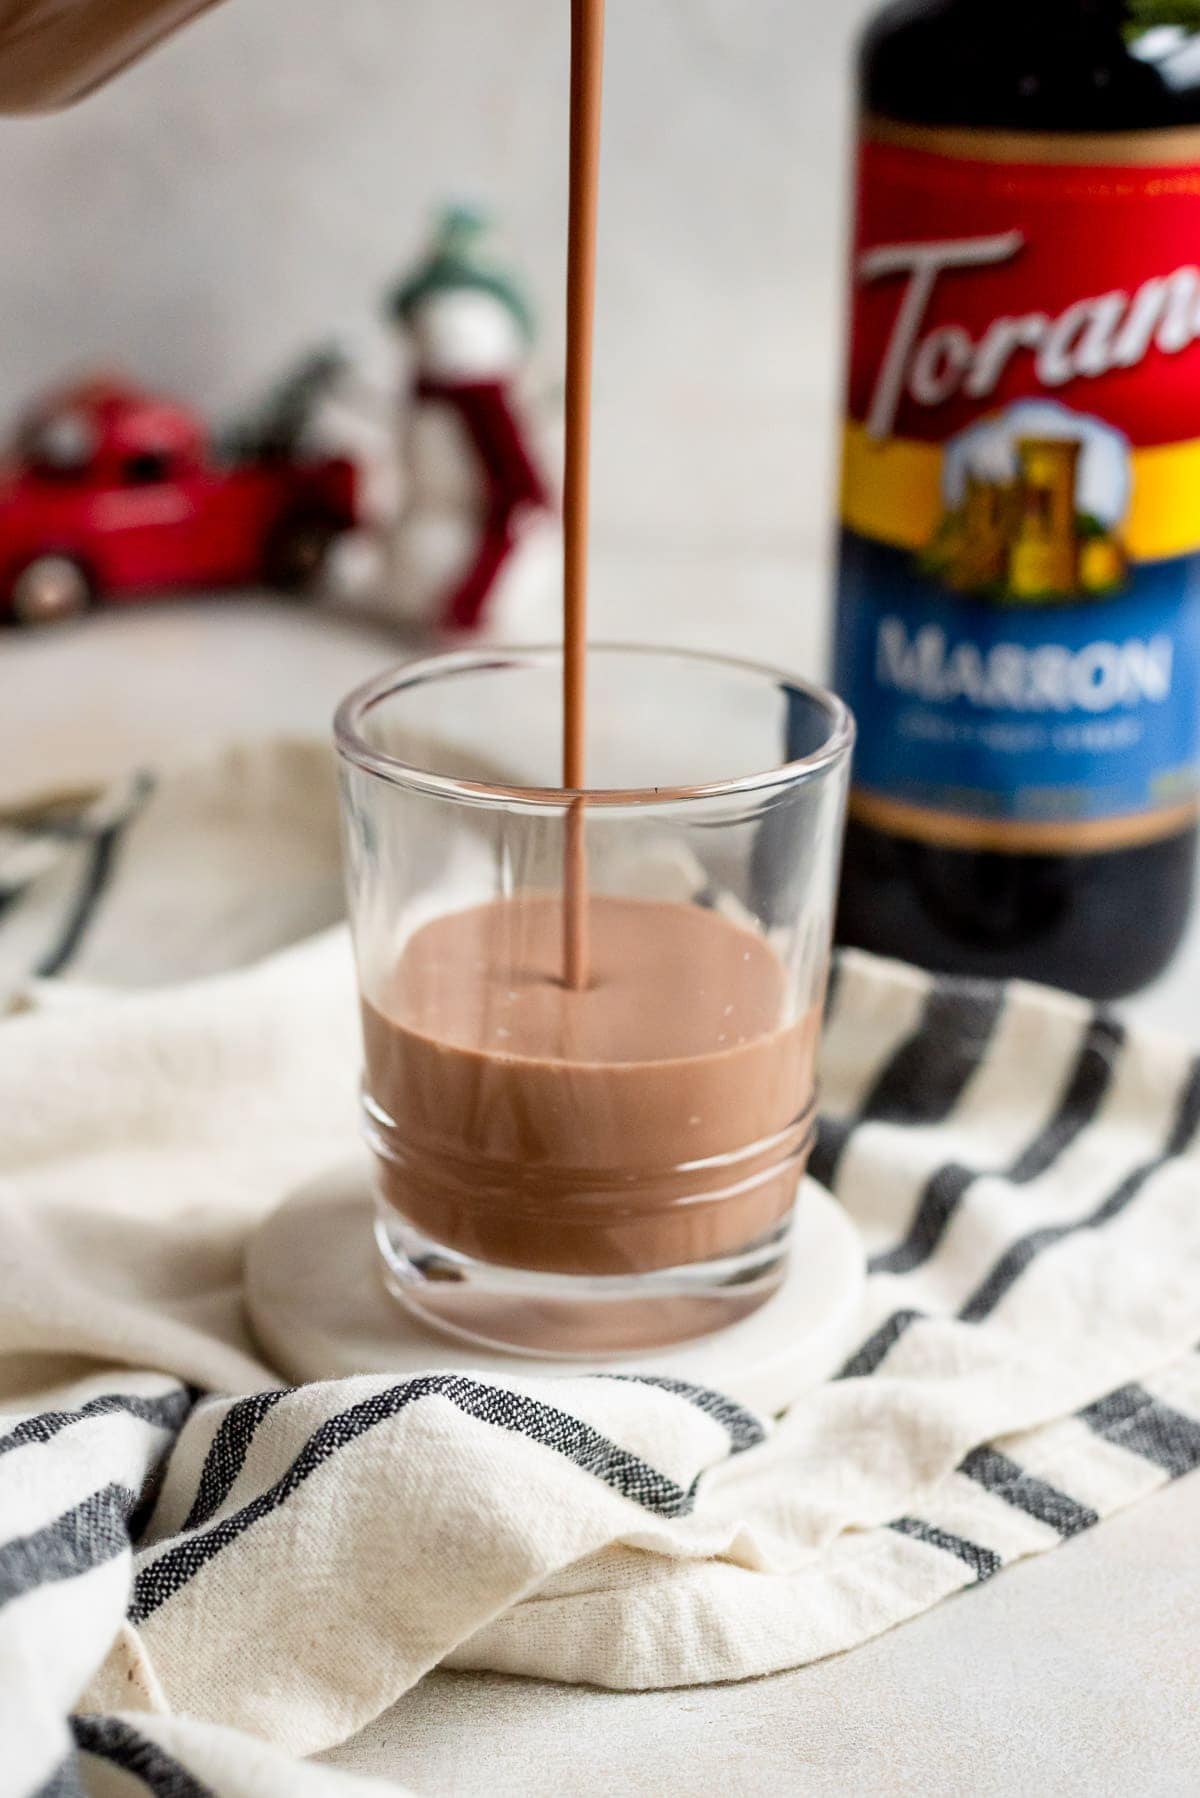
[0,0,877,558]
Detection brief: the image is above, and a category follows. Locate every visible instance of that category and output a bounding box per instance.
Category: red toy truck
[0,377,358,623]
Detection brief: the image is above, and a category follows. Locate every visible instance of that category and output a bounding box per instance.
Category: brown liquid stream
[562,0,605,989]
[364,5,816,1310]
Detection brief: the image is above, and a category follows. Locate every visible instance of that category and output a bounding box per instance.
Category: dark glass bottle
[833,0,1200,999]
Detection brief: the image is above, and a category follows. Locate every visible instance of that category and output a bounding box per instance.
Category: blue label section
[834,531,1200,824]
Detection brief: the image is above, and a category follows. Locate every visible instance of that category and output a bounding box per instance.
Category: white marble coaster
[245,1161,867,1414]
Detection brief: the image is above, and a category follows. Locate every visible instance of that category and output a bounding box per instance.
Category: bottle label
[836,122,1200,851]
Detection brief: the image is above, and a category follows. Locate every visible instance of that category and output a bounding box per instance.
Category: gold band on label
[849,789,1200,855]
[865,116,1200,168]
[842,423,1200,565]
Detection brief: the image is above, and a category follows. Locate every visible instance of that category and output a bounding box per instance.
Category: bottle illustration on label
[833,101,1200,997]
[921,404,1128,604]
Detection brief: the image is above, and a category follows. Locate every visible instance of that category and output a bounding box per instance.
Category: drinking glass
[335,645,853,1356]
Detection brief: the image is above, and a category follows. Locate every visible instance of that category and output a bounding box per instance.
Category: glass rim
[333,642,855,809]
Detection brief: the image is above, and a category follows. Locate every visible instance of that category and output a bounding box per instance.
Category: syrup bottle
[833,0,1200,997]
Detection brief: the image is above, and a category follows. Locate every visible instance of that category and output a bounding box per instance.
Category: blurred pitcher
[0,0,222,111]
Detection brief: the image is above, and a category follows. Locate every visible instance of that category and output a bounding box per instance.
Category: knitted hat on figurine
[388,207,535,342]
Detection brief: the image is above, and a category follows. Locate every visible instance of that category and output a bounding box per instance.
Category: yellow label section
[841,426,941,552]
[841,422,1200,564]
[1129,438,1200,561]
[850,789,1200,854]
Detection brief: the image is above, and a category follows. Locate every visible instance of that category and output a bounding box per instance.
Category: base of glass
[244,1161,867,1403]
[374,1200,792,1358]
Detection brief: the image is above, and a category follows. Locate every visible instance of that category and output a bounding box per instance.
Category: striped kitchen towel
[0,739,344,1000]
[1,741,1199,1796]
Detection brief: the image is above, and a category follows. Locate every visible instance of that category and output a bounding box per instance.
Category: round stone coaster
[245,1160,867,1414]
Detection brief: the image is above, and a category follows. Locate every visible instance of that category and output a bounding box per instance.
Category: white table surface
[8,567,1200,1794]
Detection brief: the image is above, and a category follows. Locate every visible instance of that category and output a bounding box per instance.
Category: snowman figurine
[386,208,560,640]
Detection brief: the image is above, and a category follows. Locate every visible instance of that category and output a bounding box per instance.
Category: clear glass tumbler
[335,645,853,1357]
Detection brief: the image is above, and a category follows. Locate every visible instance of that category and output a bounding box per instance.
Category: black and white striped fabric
[0,771,155,991]
[2,745,1200,1796]
[0,740,345,999]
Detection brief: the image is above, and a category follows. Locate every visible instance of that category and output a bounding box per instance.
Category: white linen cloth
[2,741,1199,1797]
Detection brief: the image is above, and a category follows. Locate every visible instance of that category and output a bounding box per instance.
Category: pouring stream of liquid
[562,0,605,989]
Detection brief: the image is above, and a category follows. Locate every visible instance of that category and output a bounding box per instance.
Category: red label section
[848,138,1200,448]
